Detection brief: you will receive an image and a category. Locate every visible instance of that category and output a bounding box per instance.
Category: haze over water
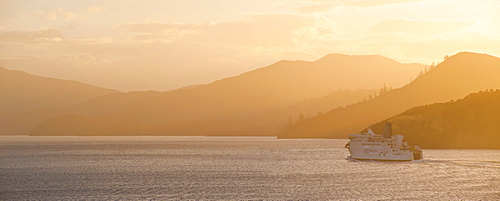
[2,1,500,200]
[1,136,499,200]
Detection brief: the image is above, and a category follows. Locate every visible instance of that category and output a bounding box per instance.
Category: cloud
[43,7,77,21]
[305,0,423,7]
[117,22,205,44]
[119,22,205,33]
[33,6,106,21]
[293,0,425,15]
[0,28,63,43]
[348,0,423,7]
[297,4,336,14]
[369,19,474,38]
[120,14,317,47]
[87,6,106,14]
[203,14,315,47]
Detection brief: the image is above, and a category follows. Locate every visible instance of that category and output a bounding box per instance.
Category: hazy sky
[1,0,499,91]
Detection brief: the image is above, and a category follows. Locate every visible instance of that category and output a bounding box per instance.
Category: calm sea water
[1,136,499,200]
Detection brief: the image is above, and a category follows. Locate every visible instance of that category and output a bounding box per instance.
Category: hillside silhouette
[219,89,378,136]
[27,54,422,136]
[279,52,500,139]
[128,54,422,122]
[0,67,118,123]
[368,90,500,149]
[0,91,162,134]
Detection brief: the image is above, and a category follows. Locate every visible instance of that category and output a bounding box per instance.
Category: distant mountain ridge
[26,54,423,136]
[0,67,119,123]
[368,90,500,149]
[0,90,163,135]
[130,54,422,121]
[279,52,500,139]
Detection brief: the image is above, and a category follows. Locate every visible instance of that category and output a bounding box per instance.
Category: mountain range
[1,54,422,135]
[3,52,500,149]
[279,52,500,139]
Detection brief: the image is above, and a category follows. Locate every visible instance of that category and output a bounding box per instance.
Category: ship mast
[382,122,393,139]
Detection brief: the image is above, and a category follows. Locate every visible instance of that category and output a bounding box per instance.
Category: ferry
[345,122,423,161]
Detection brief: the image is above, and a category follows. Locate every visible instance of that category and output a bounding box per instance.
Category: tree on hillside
[430,62,435,70]
[379,84,390,95]
[298,113,305,122]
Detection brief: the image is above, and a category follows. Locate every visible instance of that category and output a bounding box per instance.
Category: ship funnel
[383,122,393,139]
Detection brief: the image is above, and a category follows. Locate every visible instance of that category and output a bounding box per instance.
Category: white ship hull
[348,142,415,161]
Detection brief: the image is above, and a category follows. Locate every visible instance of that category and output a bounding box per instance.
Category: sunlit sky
[1,0,499,91]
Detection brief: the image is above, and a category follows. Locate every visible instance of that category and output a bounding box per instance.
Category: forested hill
[369,90,500,149]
